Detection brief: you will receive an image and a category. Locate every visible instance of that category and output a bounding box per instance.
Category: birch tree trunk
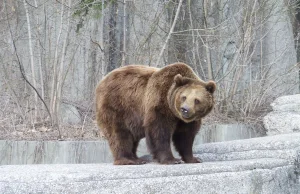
[34,0,45,109]
[56,0,72,125]
[202,0,213,80]
[107,1,118,72]
[101,0,106,77]
[121,0,126,66]
[23,0,38,122]
[50,0,65,125]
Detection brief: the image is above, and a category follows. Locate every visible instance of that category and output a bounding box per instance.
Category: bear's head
[168,74,216,123]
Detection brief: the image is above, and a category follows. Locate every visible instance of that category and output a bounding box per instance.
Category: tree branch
[4,0,52,125]
[155,0,183,67]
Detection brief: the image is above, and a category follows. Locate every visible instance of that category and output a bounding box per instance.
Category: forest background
[0,0,299,140]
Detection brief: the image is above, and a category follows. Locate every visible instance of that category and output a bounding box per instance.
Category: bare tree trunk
[188,0,199,75]
[35,1,45,119]
[23,0,38,122]
[121,0,126,66]
[169,0,189,63]
[50,0,65,126]
[56,0,72,125]
[108,1,118,72]
[294,0,300,92]
[155,0,183,67]
[202,0,213,80]
[101,0,106,77]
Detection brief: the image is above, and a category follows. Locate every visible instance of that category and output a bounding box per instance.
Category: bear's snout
[180,107,190,118]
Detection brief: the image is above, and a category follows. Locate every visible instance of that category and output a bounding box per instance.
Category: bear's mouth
[177,107,195,122]
[181,114,195,122]
[182,114,192,119]
[181,110,190,118]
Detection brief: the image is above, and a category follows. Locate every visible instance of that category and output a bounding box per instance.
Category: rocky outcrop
[264,94,300,135]
[1,133,300,193]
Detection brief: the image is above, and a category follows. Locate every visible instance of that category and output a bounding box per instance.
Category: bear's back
[96,65,158,103]
[95,65,158,138]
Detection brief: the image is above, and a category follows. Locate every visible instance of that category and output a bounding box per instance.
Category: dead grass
[0,111,250,141]
[0,121,103,141]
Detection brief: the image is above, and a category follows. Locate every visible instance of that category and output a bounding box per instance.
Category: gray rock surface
[262,0,298,96]
[194,133,300,163]
[264,94,300,135]
[60,103,82,125]
[264,112,300,135]
[0,133,300,193]
[0,159,298,194]
[271,94,300,112]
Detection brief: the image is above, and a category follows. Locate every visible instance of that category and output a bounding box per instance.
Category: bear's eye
[181,96,186,102]
[195,99,200,104]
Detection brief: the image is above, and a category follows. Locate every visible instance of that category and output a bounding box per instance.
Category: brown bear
[96,63,216,165]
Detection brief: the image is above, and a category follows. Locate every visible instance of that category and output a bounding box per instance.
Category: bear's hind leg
[108,127,145,165]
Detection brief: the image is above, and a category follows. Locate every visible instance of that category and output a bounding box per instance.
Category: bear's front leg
[144,117,182,164]
[172,120,202,163]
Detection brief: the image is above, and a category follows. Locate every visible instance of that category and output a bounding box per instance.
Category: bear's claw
[159,158,183,165]
[184,157,202,163]
[114,158,147,165]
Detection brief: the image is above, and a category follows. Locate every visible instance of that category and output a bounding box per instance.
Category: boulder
[264,94,300,135]
[0,133,300,193]
[270,94,300,112]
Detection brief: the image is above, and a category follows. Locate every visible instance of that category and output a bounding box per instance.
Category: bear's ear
[206,81,216,94]
[174,74,191,86]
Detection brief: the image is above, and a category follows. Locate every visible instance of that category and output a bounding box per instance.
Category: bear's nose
[181,107,188,113]
[180,107,190,118]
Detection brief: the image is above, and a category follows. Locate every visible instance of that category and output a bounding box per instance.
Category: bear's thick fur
[96,63,216,165]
